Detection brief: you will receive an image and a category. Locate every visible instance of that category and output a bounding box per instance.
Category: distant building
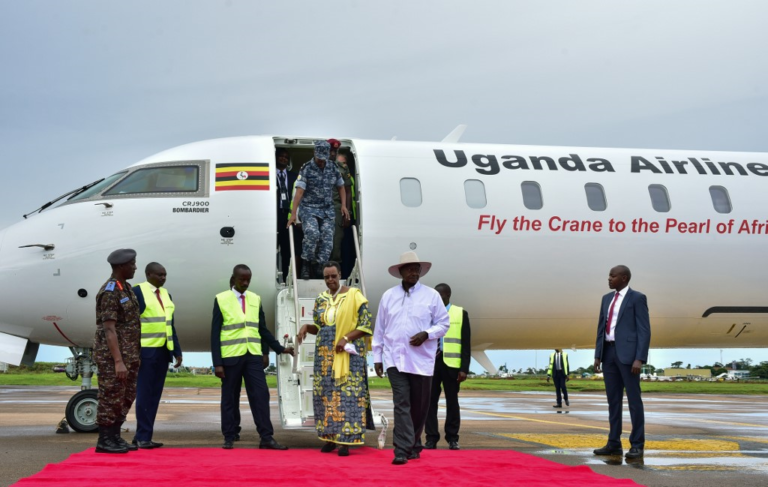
[186,366,213,375]
[726,369,750,379]
[662,368,711,378]
[0,362,7,373]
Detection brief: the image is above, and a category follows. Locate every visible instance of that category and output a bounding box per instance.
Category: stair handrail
[351,224,367,298]
[287,224,301,341]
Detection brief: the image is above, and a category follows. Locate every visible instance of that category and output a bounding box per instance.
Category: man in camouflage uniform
[287,140,349,279]
[93,248,141,454]
[328,140,353,265]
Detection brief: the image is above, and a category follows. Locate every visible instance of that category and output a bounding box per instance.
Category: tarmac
[1,386,767,487]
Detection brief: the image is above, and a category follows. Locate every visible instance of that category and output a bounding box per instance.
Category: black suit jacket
[458,309,471,374]
[595,288,651,366]
[276,169,298,211]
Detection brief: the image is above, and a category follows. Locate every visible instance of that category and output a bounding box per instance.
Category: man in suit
[132,262,182,449]
[211,264,294,450]
[593,265,651,460]
[546,348,569,408]
[424,283,471,451]
[276,148,300,283]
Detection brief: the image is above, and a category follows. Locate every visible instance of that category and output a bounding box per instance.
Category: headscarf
[328,287,368,384]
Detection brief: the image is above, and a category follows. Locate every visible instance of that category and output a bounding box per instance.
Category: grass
[1,370,767,394]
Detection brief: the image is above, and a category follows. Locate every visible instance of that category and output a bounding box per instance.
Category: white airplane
[1,129,767,432]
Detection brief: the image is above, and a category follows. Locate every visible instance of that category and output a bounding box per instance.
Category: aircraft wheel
[65,389,99,433]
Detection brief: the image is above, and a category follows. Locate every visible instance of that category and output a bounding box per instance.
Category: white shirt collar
[399,281,422,294]
[232,287,246,299]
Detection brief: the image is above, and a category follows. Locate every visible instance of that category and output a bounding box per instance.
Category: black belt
[605,341,615,347]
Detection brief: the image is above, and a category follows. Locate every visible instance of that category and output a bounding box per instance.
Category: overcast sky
[2,1,767,371]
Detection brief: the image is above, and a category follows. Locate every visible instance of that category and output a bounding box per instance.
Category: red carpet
[14,447,640,486]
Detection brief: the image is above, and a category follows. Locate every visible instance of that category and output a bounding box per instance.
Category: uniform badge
[105,281,116,292]
[120,297,129,304]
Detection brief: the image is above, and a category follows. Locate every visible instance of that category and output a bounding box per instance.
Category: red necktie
[240,294,246,313]
[154,289,164,310]
[606,292,620,336]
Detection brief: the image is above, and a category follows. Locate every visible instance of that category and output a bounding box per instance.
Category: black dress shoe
[407,451,420,460]
[625,447,644,459]
[392,456,408,465]
[133,440,163,449]
[593,444,623,456]
[222,440,234,450]
[565,399,570,406]
[553,404,562,408]
[320,442,337,453]
[423,441,437,450]
[338,445,349,457]
[234,434,240,441]
[259,439,288,450]
[448,441,460,450]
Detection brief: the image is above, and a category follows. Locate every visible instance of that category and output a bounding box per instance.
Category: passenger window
[709,186,732,214]
[105,166,199,195]
[399,178,422,207]
[464,179,487,209]
[68,172,127,201]
[584,183,607,211]
[521,181,543,210]
[648,184,671,212]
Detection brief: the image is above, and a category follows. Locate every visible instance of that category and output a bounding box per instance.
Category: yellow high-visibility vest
[216,290,262,358]
[443,305,464,368]
[136,282,175,351]
[547,352,569,376]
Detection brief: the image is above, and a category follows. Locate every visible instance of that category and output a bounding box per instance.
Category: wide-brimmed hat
[388,251,432,278]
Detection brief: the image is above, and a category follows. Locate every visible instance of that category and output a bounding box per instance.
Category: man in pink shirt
[373,252,450,465]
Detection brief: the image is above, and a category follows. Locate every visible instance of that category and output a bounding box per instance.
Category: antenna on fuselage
[441,124,467,143]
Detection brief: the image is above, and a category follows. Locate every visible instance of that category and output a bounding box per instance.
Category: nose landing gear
[63,347,99,433]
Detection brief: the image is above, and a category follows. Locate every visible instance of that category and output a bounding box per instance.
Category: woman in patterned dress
[298,261,373,456]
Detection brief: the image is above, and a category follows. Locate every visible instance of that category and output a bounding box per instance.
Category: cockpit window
[68,172,128,201]
[104,166,199,195]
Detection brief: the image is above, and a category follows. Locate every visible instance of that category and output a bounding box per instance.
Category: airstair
[275,224,369,428]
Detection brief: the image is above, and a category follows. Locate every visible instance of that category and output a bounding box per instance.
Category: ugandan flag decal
[215,163,270,191]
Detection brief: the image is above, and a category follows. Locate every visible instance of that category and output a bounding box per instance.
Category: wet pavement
[1,386,767,486]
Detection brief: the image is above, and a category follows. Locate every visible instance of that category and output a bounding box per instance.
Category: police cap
[314,140,331,160]
[107,248,137,265]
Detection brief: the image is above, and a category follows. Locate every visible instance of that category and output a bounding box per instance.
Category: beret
[107,248,137,265]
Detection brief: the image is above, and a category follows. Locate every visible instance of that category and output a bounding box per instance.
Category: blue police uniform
[296,141,343,266]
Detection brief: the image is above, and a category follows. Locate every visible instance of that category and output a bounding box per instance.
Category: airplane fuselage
[0,135,766,361]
